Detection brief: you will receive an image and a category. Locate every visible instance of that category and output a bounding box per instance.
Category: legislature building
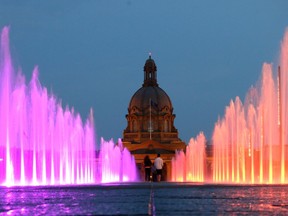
[122,55,186,180]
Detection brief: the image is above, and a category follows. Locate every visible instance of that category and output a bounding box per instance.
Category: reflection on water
[1,185,151,215]
[1,184,288,215]
[154,184,288,215]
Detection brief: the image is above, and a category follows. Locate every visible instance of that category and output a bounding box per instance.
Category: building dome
[128,54,173,112]
[123,54,181,139]
[129,86,173,112]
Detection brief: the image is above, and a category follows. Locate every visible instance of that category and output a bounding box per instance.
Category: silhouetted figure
[154,154,164,182]
[144,155,152,181]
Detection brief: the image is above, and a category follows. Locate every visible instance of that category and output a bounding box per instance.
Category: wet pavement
[1,182,288,215]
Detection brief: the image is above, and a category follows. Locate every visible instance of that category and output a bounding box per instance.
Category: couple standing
[144,154,163,182]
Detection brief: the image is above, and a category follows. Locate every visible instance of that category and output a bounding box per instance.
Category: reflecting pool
[1,183,288,215]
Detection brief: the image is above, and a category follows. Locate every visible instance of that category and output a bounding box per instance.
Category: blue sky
[1,1,288,143]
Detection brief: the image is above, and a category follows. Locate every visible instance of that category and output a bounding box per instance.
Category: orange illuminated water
[171,132,206,182]
[172,29,288,184]
[213,29,288,184]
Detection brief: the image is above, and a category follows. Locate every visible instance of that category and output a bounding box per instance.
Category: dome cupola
[143,54,158,87]
[129,54,172,113]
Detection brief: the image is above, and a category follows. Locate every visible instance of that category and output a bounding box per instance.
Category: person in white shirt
[154,154,164,182]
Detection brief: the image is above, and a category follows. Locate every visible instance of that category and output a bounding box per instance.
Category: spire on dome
[143,54,158,87]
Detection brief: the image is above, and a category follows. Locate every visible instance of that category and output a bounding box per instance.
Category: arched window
[164,120,168,132]
[132,120,138,132]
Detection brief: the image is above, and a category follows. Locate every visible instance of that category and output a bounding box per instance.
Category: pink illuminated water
[171,132,206,182]
[100,138,137,183]
[213,29,288,184]
[0,27,137,186]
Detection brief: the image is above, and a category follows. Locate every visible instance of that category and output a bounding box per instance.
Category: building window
[164,120,168,132]
[132,120,137,132]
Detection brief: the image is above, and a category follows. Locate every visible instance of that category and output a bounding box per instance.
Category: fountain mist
[0,27,137,186]
[172,29,288,184]
[171,132,206,182]
[0,27,96,186]
[213,29,288,184]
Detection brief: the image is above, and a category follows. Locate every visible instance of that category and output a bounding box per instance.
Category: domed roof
[129,55,173,111]
[129,86,172,111]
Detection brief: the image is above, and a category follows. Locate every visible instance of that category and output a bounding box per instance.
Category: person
[154,153,164,182]
[144,155,152,182]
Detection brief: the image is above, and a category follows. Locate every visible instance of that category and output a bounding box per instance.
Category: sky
[0,1,288,144]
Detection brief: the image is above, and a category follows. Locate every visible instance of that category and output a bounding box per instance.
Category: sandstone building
[122,55,186,180]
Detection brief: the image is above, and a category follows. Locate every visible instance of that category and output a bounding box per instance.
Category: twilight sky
[1,1,288,144]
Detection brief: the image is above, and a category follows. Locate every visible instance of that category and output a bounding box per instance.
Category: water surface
[1,183,288,215]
